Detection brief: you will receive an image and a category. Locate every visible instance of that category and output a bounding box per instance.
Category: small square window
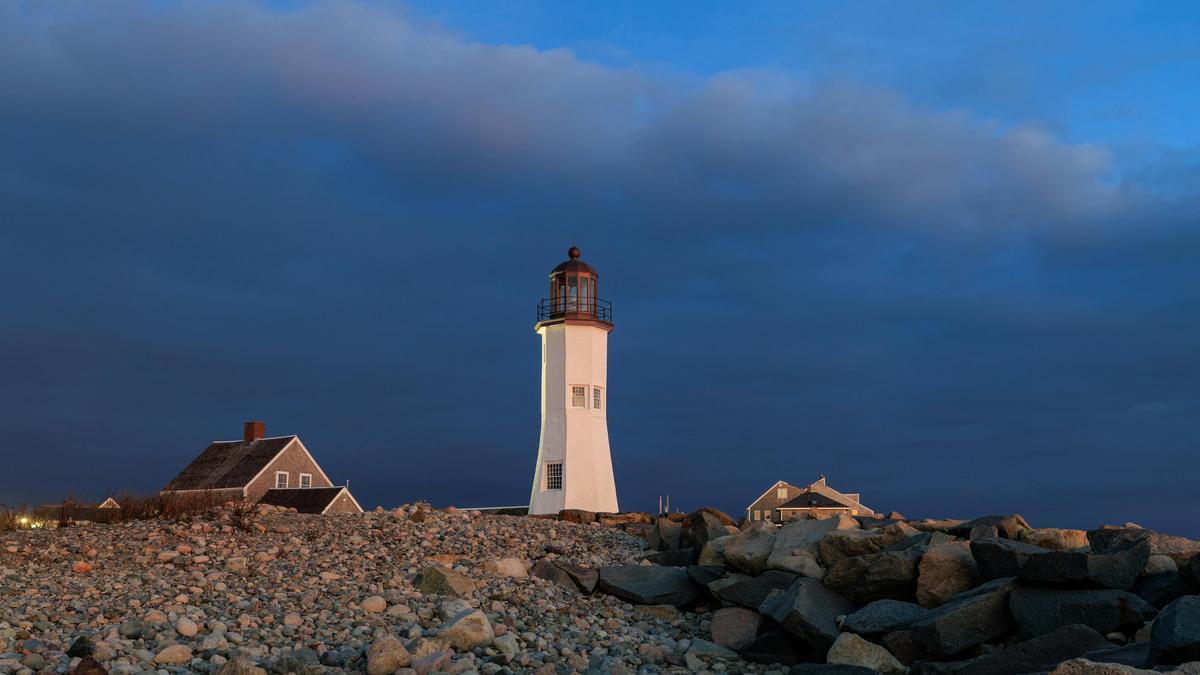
[593,386,602,409]
[777,487,788,499]
[571,385,587,408]
[299,473,312,488]
[545,462,563,490]
[275,472,289,489]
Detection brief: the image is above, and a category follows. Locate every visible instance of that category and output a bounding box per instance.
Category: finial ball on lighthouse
[528,245,619,515]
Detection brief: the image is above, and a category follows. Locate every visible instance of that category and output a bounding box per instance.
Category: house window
[571,386,587,408]
[593,386,603,409]
[545,462,563,490]
[275,472,289,489]
[753,509,761,521]
[299,473,312,488]
[777,487,788,499]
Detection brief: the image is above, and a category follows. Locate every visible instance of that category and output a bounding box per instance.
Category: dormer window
[777,487,788,500]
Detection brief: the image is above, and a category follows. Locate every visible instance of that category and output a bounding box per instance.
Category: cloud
[0,1,1135,239]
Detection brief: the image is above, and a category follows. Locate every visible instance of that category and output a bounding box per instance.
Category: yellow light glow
[18,517,28,525]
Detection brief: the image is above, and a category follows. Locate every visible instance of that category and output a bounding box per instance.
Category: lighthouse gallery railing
[537,297,613,324]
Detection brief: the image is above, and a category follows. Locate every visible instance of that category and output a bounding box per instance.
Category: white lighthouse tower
[529,246,619,515]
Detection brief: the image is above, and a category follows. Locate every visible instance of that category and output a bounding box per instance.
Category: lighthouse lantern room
[529,246,618,515]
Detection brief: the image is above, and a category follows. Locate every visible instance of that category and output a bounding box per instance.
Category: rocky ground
[4,506,1200,675]
[0,505,785,675]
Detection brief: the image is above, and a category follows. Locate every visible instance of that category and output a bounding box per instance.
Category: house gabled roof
[777,491,848,509]
[745,480,805,510]
[162,436,298,492]
[259,487,362,514]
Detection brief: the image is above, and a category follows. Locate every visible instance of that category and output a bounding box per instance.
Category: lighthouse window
[593,386,602,409]
[567,276,578,310]
[571,385,587,408]
[545,462,563,490]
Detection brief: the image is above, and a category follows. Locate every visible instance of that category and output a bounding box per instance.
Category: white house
[528,246,619,515]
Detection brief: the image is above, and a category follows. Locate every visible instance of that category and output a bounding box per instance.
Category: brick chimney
[243,420,265,443]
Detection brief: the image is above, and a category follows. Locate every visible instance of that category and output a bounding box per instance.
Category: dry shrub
[0,504,33,531]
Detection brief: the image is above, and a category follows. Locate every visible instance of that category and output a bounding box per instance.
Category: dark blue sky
[2,2,1198,535]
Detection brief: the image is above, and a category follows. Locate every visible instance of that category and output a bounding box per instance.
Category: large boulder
[1018,538,1150,590]
[554,560,599,593]
[557,509,596,524]
[823,550,921,605]
[1130,571,1198,609]
[712,570,798,609]
[710,607,762,651]
[1009,588,1157,638]
[683,510,731,552]
[686,564,727,589]
[819,529,887,566]
[771,514,859,561]
[1090,527,1200,565]
[842,599,932,635]
[741,631,803,665]
[759,577,855,653]
[699,536,730,566]
[910,577,1017,659]
[948,515,1030,540]
[825,632,905,674]
[970,537,1048,579]
[914,623,1112,675]
[1020,528,1090,551]
[723,521,778,575]
[1150,595,1200,665]
[917,541,979,608]
[597,565,700,606]
[531,559,579,593]
[648,517,683,551]
[640,549,699,566]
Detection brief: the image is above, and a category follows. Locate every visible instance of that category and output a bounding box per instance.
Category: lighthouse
[528,246,619,515]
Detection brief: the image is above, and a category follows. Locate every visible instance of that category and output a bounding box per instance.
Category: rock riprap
[4,504,1200,674]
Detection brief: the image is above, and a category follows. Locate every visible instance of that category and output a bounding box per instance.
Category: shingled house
[745,476,873,524]
[162,421,362,515]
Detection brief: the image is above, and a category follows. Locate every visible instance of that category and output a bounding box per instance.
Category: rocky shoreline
[2,505,1200,674]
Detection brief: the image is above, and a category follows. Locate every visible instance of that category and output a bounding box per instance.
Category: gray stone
[769,515,858,569]
[531,558,579,593]
[818,529,887,566]
[842,599,932,634]
[553,560,599,593]
[1018,538,1150,590]
[417,566,477,597]
[826,632,905,673]
[684,511,730,552]
[1150,595,1200,665]
[723,521,778,575]
[948,515,1031,540]
[1009,588,1158,638]
[709,607,761,651]
[1020,528,1091,551]
[366,635,411,675]
[1130,571,1198,609]
[916,623,1112,675]
[217,658,268,675]
[640,548,698,566]
[648,517,683,551]
[741,631,802,665]
[970,537,1048,579]
[910,577,1017,659]
[437,608,494,651]
[597,564,701,606]
[712,569,797,609]
[916,541,979,608]
[759,577,855,652]
[823,549,921,604]
[686,564,727,589]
